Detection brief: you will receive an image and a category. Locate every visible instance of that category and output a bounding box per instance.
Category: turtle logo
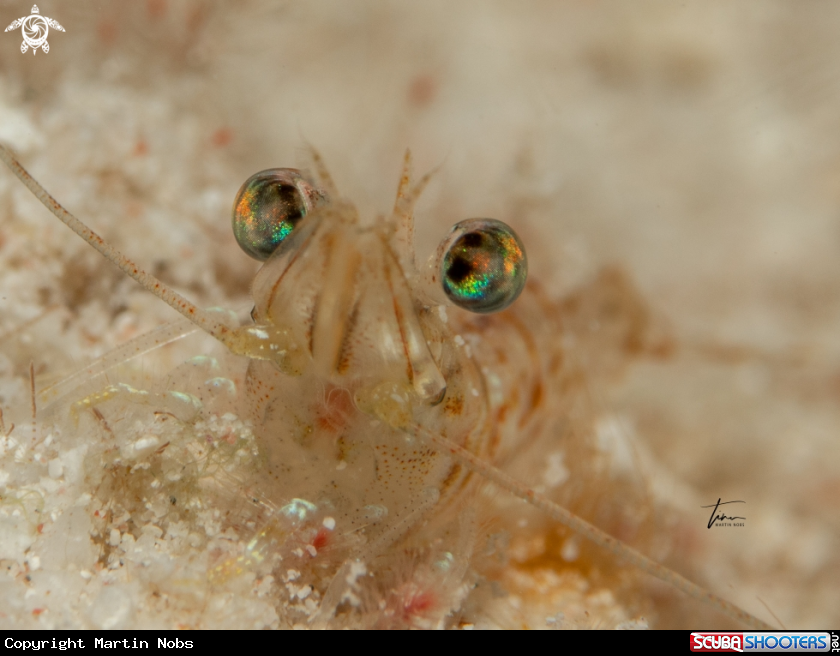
[4,5,65,55]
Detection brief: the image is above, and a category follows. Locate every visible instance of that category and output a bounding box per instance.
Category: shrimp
[0,141,773,630]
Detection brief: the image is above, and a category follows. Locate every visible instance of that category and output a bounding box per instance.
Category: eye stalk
[232,168,324,261]
[438,219,527,314]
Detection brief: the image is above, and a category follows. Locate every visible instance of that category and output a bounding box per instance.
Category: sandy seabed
[0,1,837,629]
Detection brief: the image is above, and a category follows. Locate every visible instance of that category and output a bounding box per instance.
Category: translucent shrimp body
[238,181,492,556]
[0,143,771,629]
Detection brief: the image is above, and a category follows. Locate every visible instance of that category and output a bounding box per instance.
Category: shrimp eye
[232,168,321,261]
[440,218,527,313]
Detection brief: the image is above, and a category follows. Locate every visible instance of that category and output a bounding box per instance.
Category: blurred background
[0,1,837,628]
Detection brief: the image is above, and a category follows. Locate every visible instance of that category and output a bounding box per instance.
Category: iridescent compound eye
[232,168,321,261]
[440,218,527,313]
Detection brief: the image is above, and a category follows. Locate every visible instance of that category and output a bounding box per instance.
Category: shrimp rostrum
[0,143,772,629]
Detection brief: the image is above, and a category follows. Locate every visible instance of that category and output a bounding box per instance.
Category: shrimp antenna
[301,142,339,199]
[389,149,440,273]
[0,144,237,346]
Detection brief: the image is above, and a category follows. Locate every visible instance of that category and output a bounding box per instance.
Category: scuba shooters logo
[4,5,64,55]
[690,632,836,652]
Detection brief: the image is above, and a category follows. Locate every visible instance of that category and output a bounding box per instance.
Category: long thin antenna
[389,150,440,274]
[303,143,339,198]
[757,597,786,630]
[409,420,774,631]
[0,143,235,346]
[29,361,36,442]
[0,408,14,438]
